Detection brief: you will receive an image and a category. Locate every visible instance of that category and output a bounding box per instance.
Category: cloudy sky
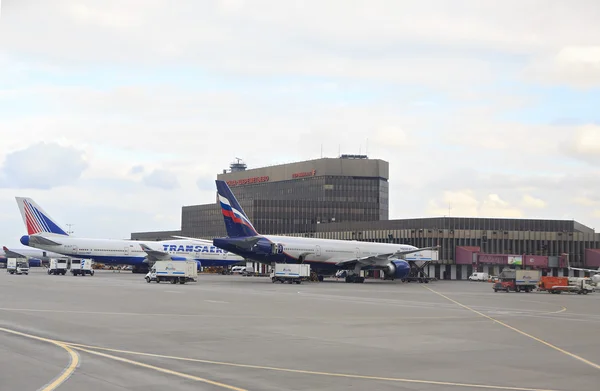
[1,0,600,247]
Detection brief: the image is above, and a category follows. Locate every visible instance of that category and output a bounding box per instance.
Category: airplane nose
[20,235,30,246]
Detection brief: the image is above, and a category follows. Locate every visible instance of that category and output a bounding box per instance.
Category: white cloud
[427,191,523,218]
[142,169,180,190]
[0,1,600,246]
[521,194,547,209]
[1,1,598,87]
[564,125,600,163]
[0,143,88,189]
[526,46,600,88]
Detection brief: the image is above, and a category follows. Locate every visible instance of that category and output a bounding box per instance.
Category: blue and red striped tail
[215,180,258,238]
[15,197,69,236]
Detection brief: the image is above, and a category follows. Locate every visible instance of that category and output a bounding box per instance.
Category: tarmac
[0,268,599,391]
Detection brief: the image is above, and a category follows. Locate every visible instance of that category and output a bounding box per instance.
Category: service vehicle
[145,261,198,284]
[493,269,541,292]
[469,272,489,281]
[539,276,594,294]
[7,258,29,275]
[70,259,94,276]
[48,258,69,275]
[270,263,311,284]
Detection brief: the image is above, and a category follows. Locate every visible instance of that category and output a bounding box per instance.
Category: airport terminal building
[132,156,600,273]
[134,155,389,239]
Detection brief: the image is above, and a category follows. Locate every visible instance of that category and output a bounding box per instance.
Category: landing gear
[132,265,150,274]
[345,275,365,283]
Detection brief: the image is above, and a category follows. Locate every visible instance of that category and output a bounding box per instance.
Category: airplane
[1,246,68,267]
[16,197,246,273]
[178,180,440,283]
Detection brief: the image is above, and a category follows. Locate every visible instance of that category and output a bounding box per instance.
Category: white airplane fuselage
[20,234,244,268]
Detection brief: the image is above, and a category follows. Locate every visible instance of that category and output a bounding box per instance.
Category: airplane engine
[28,258,42,267]
[383,259,411,280]
[592,274,600,285]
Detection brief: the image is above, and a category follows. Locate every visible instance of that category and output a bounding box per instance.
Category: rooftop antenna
[366,138,369,156]
[448,204,452,217]
[321,144,323,158]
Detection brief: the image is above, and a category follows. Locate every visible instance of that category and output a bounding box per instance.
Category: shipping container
[455,246,480,264]
[521,255,548,268]
[585,249,600,267]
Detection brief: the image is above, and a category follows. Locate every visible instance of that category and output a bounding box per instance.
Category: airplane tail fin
[215,180,258,238]
[15,197,69,236]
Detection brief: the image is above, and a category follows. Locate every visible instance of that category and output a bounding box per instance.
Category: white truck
[468,272,489,281]
[270,263,311,284]
[567,277,595,294]
[48,258,69,275]
[70,259,94,276]
[7,258,29,275]
[145,261,198,284]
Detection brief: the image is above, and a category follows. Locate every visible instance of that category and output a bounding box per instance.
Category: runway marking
[71,345,247,391]
[0,307,479,322]
[0,327,79,391]
[0,326,246,391]
[422,286,600,371]
[205,300,229,304]
[63,342,562,391]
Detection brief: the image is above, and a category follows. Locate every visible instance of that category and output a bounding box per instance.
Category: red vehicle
[494,280,516,292]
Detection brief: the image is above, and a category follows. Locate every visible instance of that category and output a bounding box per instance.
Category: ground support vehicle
[7,258,29,275]
[48,259,69,275]
[71,259,94,276]
[270,264,311,284]
[145,261,198,284]
[493,269,541,292]
[538,276,594,294]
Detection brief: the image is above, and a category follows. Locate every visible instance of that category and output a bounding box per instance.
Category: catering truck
[7,258,29,275]
[145,261,198,284]
[70,259,94,276]
[48,258,69,275]
[270,263,311,284]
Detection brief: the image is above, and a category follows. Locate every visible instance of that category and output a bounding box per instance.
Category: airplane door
[72,246,78,255]
[354,247,361,259]
[315,245,321,257]
[124,246,130,256]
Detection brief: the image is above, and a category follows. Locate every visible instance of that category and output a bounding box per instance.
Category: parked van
[469,272,490,281]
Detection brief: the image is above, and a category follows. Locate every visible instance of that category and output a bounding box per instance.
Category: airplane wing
[569,266,600,274]
[335,245,440,268]
[28,235,62,246]
[2,246,28,259]
[139,244,191,262]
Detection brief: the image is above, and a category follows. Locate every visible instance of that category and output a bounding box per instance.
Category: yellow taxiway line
[64,341,563,391]
[422,286,600,371]
[0,327,79,391]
